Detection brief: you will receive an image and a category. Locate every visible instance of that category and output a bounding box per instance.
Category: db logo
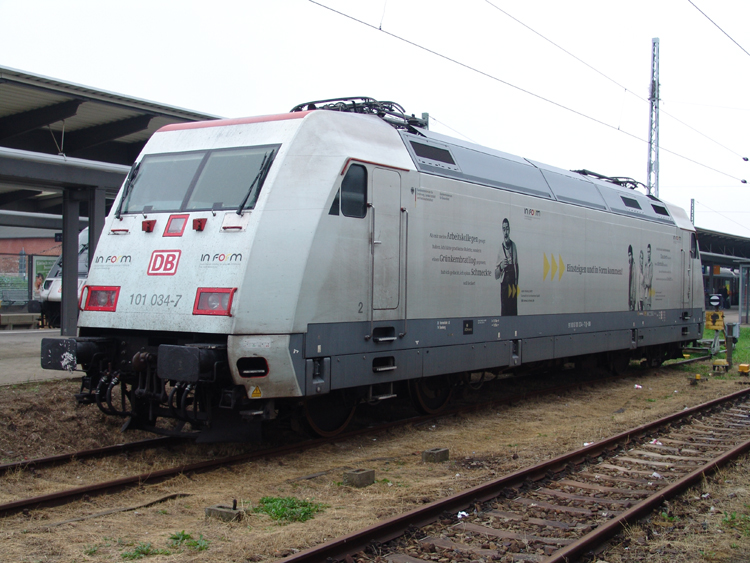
[147,250,181,276]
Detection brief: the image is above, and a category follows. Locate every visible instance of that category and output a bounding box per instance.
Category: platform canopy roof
[696,227,750,267]
[0,65,218,221]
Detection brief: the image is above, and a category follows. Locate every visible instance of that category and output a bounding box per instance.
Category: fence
[0,253,58,310]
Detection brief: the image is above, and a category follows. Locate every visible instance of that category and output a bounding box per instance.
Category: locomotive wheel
[464,371,486,391]
[646,346,668,368]
[409,376,453,415]
[303,391,357,437]
[609,351,630,375]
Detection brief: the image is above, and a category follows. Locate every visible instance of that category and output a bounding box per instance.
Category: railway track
[0,436,176,474]
[279,386,750,563]
[0,358,710,479]
[0,366,624,486]
[0,361,724,521]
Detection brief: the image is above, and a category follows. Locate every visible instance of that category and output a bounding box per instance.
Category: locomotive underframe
[43,328,265,441]
[41,306,702,440]
[302,308,703,392]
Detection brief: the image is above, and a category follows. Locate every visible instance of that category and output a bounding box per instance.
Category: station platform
[0,329,72,386]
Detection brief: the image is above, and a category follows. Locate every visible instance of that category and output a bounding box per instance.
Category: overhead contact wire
[687,0,750,59]
[309,1,746,184]
[428,115,477,143]
[483,0,632,93]
[483,0,748,161]
[695,200,750,235]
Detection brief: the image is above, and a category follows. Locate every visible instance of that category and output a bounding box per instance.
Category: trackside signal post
[706,294,736,370]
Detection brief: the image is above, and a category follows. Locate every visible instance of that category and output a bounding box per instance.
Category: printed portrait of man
[644,244,653,309]
[495,218,519,316]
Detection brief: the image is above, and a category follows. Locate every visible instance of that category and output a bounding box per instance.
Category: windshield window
[45,243,88,279]
[119,145,279,214]
[78,245,89,277]
[47,256,62,279]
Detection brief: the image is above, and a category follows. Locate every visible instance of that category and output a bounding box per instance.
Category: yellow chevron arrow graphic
[543,253,549,280]
[558,255,564,281]
[550,254,558,280]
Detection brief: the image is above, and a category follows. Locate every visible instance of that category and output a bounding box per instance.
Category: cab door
[682,232,696,308]
[371,168,402,311]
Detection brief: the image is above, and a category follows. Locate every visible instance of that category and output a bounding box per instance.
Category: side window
[691,233,699,259]
[341,164,367,218]
[328,190,340,216]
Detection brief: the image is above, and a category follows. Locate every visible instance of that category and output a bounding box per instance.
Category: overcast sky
[2,0,749,236]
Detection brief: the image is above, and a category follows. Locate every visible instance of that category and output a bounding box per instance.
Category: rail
[281,387,750,562]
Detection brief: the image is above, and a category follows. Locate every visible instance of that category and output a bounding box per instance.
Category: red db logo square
[147,250,181,275]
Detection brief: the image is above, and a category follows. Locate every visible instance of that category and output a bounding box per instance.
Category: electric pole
[647,38,660,198]
[691,198,695,224]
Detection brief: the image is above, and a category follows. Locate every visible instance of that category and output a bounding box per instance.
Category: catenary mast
[647,38,660,198]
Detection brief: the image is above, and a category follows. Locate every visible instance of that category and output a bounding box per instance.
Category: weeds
[253,496,328,523]
[722,508,750,536]
[168,531,210,551]
[168,530,192,546]
[81,531,212,559]
[121,542,169,560]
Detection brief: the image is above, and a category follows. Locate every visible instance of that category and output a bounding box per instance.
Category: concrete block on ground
[205,504,245,522]
[422,447,449,463]
[343,468,375,488]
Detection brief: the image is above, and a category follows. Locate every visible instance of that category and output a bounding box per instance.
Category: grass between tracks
[2,327,750,562]
[667,325,750,378]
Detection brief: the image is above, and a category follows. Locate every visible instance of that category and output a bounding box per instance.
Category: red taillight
[83,286,120,311]
[193,287,236,316]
